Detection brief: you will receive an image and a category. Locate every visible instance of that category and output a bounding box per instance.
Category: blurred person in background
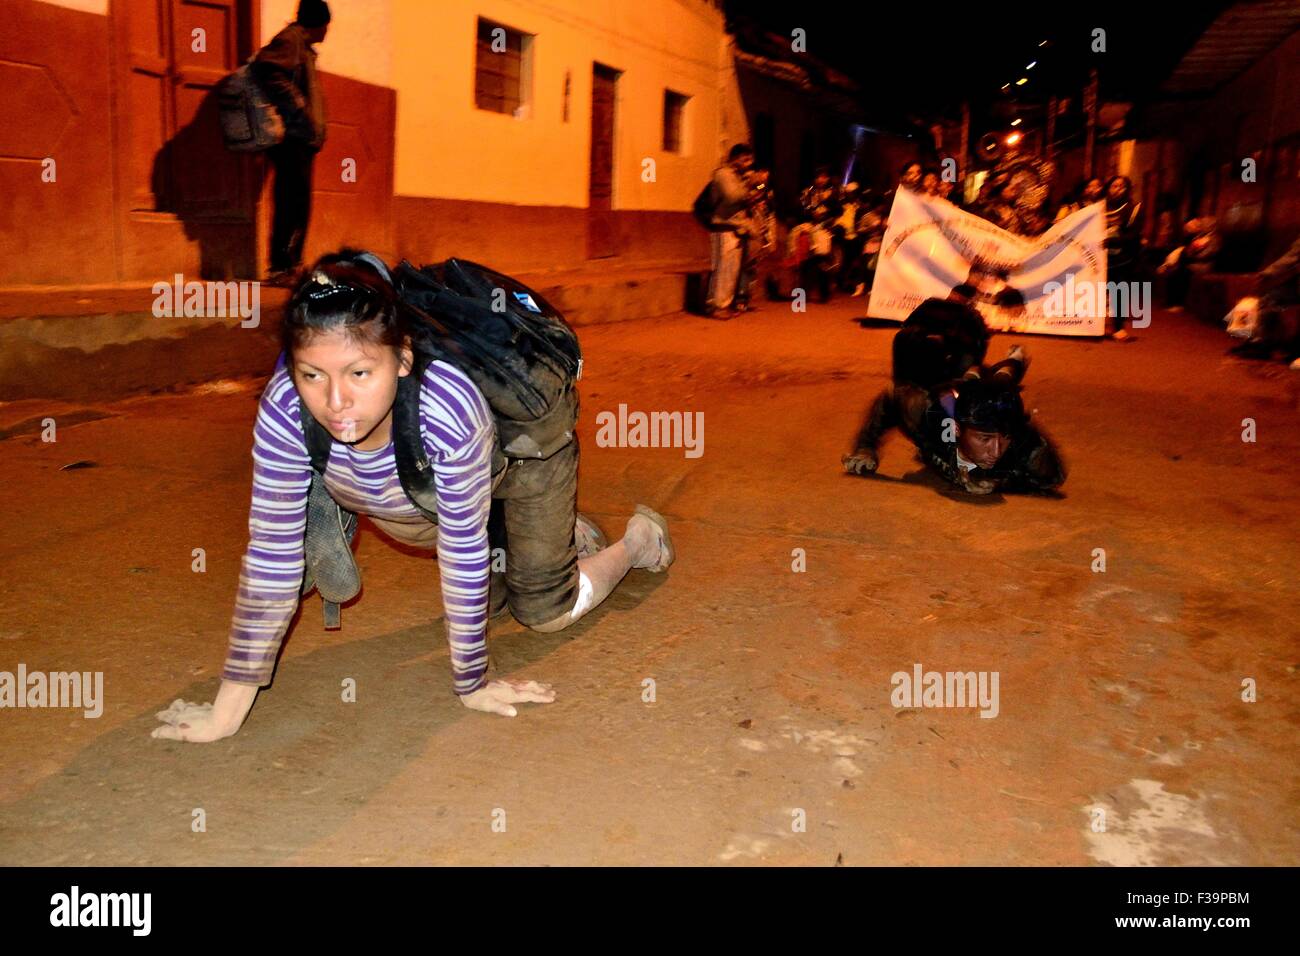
[735,168,778,313]
[1103,175,1143,340]
[1159,215,1220,311]
[835,182,866,293]
[1055,177,1104,222]
[801,166,841,217]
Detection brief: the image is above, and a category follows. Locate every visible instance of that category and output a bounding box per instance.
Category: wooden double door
[112,0,259,279]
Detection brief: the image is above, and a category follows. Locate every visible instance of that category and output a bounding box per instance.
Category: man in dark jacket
[843,298,1066,495]
[252,0,330,283]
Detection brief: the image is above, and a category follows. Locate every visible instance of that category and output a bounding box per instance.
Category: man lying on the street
[842,298,1067,495]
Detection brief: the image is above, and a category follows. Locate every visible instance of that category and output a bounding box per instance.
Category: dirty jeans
[488,441,580,625]
[370,444,580,627]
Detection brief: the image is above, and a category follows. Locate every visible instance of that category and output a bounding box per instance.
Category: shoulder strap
[298,393,333,475]
[392,357,441,523]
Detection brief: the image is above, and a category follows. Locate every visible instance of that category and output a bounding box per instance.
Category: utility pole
[1083,68,1098,177]
[1046,95,1057,159]
[959,101,970,188]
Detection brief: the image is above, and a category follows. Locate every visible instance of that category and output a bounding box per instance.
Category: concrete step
[0,260,708,401]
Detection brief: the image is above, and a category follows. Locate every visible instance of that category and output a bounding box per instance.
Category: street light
[1010,118,1022,127]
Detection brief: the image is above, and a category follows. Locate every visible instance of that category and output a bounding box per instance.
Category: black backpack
[297,258,583,629]
[299,258,583,521]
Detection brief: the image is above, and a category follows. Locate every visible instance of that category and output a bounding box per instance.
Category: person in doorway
[253,0,331,285]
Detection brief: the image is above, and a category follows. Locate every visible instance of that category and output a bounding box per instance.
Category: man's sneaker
[631,505,674,572]
[575,512,608,559]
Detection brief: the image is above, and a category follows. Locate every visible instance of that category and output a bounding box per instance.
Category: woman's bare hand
[459,679,556,717]
[151,680,258,742]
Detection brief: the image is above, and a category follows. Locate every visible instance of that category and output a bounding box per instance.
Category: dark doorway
[587,63,620,260]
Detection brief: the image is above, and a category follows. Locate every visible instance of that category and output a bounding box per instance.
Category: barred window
[663,90,689,153]
[475,18,532,116]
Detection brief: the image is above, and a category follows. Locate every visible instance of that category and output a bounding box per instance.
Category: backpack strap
[298,394,334,476]
[392,355,442,523]
[295,390,360,629]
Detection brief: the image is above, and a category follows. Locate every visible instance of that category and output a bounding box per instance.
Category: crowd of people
[698,149,920,318]
[697,144,1137,322]
[697,142,1226,343]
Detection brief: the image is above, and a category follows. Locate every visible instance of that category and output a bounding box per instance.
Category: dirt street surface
[1,301,1297,866]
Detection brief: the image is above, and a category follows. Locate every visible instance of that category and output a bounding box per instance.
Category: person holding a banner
[843,298,1066,495]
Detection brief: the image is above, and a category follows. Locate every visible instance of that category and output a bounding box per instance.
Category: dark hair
[1105,175,1132,195]
[954,375,1026,434]
[280,249,411,360]
[900,160,922,176]
[728,143,754,161]
[297,0,331,28]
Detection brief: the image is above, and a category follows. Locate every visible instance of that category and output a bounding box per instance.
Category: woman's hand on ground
[151,680,257,742]
[460,679,556,717]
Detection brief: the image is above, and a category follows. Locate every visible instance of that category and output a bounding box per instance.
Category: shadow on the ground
[0,571,666,866]
[842,464,1007,505]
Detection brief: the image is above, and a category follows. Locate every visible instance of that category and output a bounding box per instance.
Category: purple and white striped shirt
[222,354,494,694]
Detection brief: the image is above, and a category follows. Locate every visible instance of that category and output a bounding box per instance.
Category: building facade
[1,0,744,286]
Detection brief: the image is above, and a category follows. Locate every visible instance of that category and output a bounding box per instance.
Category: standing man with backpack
[694,144,755,319]
[252,0,330,286]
